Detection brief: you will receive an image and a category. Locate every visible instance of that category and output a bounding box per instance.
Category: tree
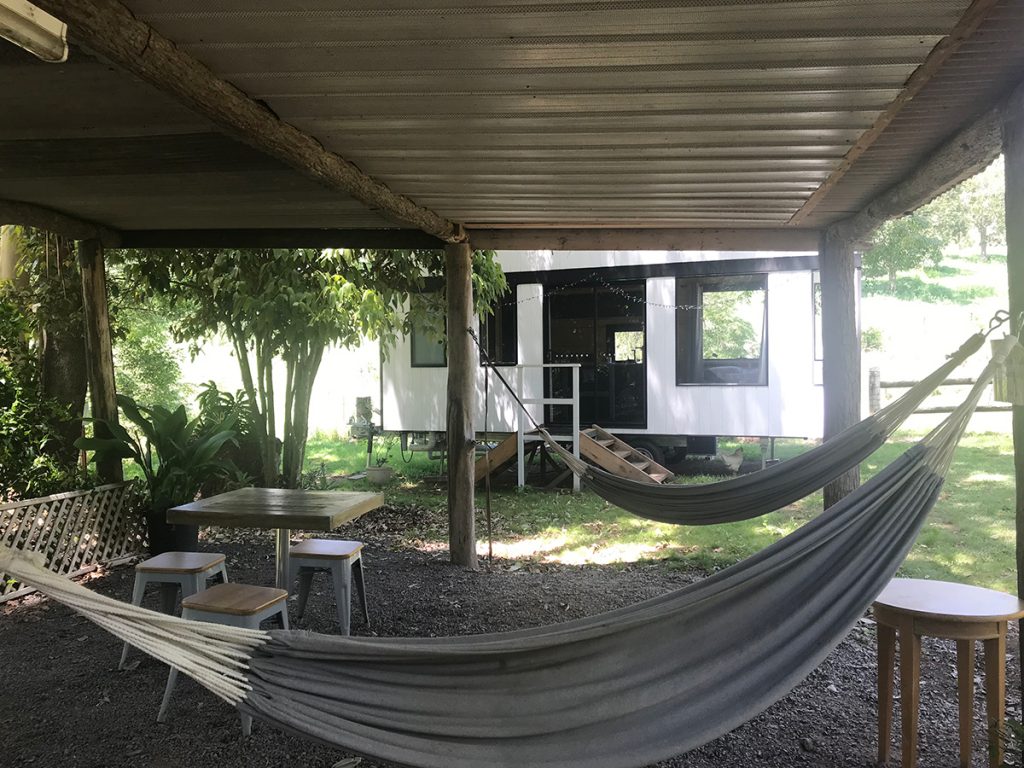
[862,213,945,292]
[112,300,189,412]
[926,158,1005,260]
[117,248,505,489]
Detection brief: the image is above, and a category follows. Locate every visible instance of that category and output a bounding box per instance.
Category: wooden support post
[446,241,477,569]
[79,239,122,483]
[820,230,861,508]
[1004,80,1024,701]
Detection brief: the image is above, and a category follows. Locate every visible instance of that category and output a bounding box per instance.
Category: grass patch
[862,276,996,305]
[306,431,1016,592]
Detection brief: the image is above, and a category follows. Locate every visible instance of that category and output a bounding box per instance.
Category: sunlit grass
[307,429,1016,592]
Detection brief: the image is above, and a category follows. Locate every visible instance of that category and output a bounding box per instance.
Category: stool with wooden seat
[157,582,289,735]
[287,539,369,635]
[120,551,229,669]
[873,578,1024,768]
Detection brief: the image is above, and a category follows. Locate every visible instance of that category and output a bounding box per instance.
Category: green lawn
[306,430,1017,592]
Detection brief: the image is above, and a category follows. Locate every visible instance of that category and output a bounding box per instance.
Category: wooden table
[873,578,1024,768]
[168,488,383,589]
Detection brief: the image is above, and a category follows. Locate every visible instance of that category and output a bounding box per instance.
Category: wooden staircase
[474,426,675,486]
[579,425,675,484]
[474,433,521,484]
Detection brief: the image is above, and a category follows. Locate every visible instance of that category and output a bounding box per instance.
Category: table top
[873,578,1024,623]
[167,487,384,531]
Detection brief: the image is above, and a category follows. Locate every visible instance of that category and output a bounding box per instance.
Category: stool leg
[120,574,149,669]
[158,583,179,614]
[214,563,229,584]
[295,569,314,619]
[899,629,921,768]
[156,667,179,723]
[241,713,252,738]
[878,623,896,765]
[278,605,290,631]
[957,639,975,768]
[332,561,352,636]
[353,555,370,626]
[181,573,203,600]
[984,631,1006,768]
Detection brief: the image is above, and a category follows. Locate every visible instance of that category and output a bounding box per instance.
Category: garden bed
[0,508,1019,768]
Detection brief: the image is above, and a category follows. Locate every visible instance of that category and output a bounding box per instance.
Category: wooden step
[474,433,520,484]
[578,424,676,485]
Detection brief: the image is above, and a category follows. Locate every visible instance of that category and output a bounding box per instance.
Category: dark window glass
[676,275,768,385]
[480,296,518,365]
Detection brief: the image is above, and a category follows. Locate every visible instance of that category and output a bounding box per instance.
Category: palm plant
[77,394,238,553]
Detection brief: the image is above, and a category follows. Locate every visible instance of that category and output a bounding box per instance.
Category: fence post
[869,367,881,415]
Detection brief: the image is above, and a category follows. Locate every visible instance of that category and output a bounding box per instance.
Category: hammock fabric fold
[0,336,1012,768]
[542,332,985,524]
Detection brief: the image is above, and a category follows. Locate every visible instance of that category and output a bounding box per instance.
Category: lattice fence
[0,482,146,603]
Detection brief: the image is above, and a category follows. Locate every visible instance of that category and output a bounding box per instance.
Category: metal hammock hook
[985,309,1012,337]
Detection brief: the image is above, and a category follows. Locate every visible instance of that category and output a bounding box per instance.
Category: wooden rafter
[34,0,465,244]
[828,102,1005,244]
[789,0,1002,226]
[0,198,120,246]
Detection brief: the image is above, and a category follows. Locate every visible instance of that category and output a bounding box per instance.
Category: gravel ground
[0,507,1019,768]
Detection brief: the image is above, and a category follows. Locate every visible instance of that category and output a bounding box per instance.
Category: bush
[0,294,87,501]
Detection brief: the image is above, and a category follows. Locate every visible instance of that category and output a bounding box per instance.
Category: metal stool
[120,551,228,669]
[157,582,289,736]
[287,539,369,635]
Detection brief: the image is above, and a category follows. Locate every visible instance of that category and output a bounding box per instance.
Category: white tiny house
[382,250,840,462]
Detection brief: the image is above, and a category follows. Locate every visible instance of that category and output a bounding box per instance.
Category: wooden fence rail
[0,482,145,603]
[868,367,1012,415]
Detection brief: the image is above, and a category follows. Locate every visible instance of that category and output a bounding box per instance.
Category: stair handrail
[514,363,581,492]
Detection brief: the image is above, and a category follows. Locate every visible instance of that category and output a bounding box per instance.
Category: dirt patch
[0,507,1019,768]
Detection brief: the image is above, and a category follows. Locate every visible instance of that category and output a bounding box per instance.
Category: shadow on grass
[863,276,996,304]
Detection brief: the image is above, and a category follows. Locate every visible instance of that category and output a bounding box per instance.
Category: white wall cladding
[383,252,824,439]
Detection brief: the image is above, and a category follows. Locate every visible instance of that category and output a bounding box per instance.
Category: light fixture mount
[0,0,67,63]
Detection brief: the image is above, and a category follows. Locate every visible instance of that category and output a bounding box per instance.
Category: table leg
[957,639,975,768]
[878,623,897,764]
[984,630,1006,768]
[275,528,291,589]
[900,628,921,768]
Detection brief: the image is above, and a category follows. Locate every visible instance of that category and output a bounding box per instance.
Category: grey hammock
[1,336,1012,768]
[539,332,986,524]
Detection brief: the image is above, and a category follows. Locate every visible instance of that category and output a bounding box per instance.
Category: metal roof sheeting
[1,0,1019,236]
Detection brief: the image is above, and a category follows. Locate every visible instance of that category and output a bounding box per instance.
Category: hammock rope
[470,326,991,525]
[0,336,1016,768]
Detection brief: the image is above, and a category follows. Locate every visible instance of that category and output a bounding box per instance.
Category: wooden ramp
[580,425,675,484]
[475,433,520,484]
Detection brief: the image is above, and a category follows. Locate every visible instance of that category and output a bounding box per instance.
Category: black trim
[503,254,819,288]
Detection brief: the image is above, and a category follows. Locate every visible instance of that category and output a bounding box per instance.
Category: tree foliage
[925,158,1005,260]
[115,248,506,488]
[0,291,88,501]
[862,213,945,292]
[113,298,190,412]
[702,290,763,360]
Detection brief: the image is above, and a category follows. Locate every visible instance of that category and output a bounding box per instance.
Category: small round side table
[872,578,1024,768]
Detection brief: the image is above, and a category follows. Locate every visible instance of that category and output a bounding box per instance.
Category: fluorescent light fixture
[0,0,67,63]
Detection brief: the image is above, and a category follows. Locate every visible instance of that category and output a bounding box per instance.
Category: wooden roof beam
[0,198,121,246]
[34,0,464,244]
[828,101,1005,246]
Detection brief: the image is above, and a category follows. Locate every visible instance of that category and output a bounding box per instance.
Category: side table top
[873,578,1024,623]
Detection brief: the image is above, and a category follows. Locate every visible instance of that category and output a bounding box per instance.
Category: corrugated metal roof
[0,0,1019,236]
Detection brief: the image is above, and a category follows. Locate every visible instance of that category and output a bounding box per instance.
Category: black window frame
[675,274,769,387]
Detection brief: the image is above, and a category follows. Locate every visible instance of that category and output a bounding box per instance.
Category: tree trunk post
[446,241,477,569]
[79,238,123,483]
[820,229,861,508]
[1003,80,1024,699]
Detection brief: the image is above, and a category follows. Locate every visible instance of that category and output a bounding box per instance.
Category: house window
[411,321,446,367]
[480,297,518,365]
[676,275,768,385]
